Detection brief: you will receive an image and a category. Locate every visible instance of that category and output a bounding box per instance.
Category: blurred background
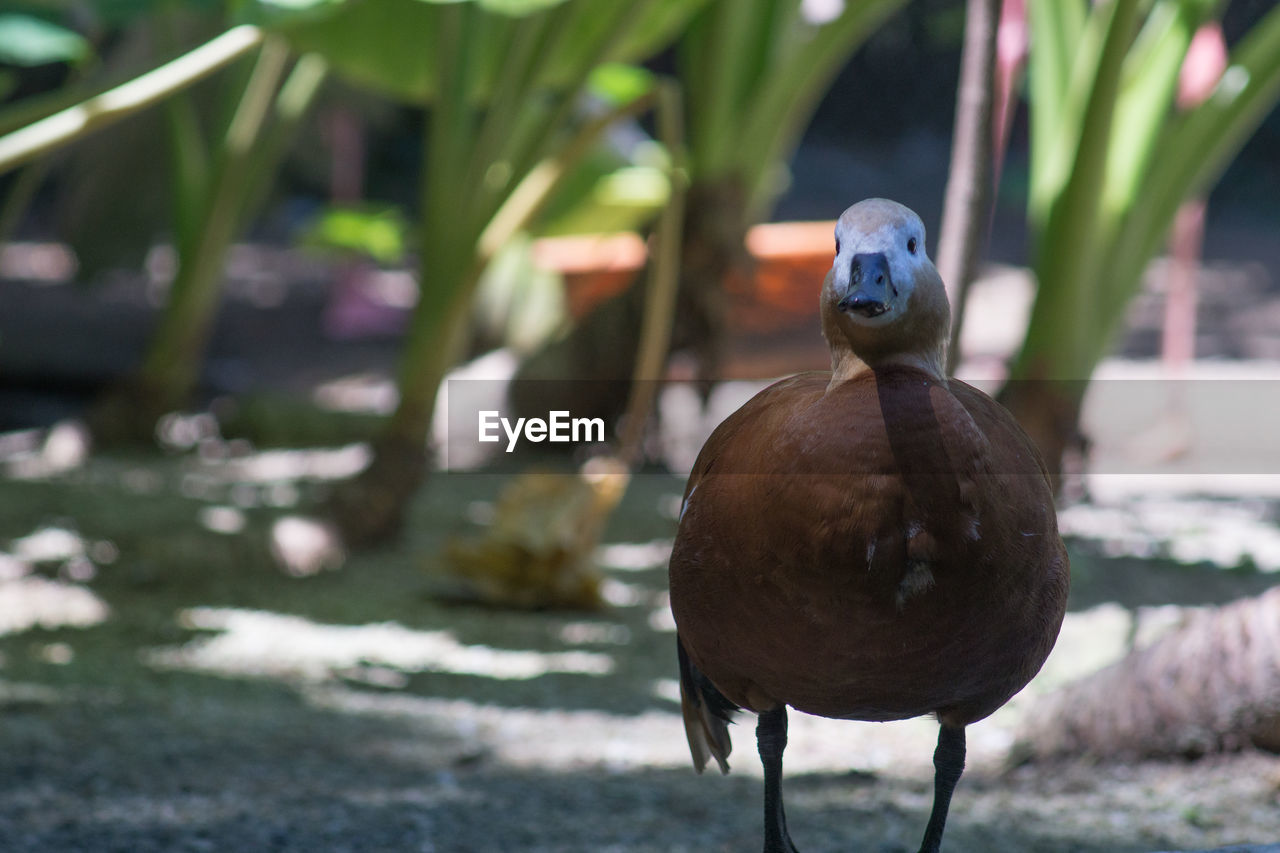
[1,0,1279,850]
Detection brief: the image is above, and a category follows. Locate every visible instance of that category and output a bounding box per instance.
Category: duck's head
[821,198,950,380]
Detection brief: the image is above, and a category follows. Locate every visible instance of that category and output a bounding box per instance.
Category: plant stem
[1026,0,1086,225]
[737,0,905,215]
[388,0,659,441]
[162,91,211,256]
[694,0,755,173]
[0,25,264,175]
[617,82,686,468]
[500,2,648,197]
[939,0,1000,374]
[477,89,657,262]
[387,246,478,444]
[1015,0,1140,381]
[238,53,329,227]
[389,3,480,444]
[391,52,659,445]
[137,37,291,407]
[462,11,554,219]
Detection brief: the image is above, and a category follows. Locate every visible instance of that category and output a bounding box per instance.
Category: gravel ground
[3,658,1280,853]
[1,467,1279,852]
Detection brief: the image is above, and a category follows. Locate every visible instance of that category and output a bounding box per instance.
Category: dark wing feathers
[677,636,738,774]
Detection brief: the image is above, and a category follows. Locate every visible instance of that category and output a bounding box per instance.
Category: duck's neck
[826,339,948,389]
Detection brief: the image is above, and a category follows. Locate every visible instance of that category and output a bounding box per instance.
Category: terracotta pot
[532,221,837,377]
[529,233,647,321]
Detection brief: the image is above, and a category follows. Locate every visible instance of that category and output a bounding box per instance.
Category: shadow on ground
[1,461,1278,851]
[0,681,1192,853]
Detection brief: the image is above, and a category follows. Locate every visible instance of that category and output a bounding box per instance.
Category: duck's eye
[907,237,918,255]
[835,237,841,255]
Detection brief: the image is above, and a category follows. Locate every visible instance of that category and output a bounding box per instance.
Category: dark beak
[837,252,893,318]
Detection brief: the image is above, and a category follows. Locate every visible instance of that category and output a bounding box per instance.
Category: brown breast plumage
[668,365,1069,726]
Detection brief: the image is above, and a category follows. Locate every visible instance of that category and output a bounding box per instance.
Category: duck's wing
[679,373,831,501]
[677,634,738,774]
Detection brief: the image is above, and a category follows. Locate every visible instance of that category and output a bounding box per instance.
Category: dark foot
[915,724,965,853]
[757,706,800,852]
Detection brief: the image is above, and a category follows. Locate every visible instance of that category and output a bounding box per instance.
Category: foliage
[266,0,693,104]
[300,204,409,263]
[0,0,694,461]
[508,0,911,452]
[0,9,97,246]
[258,0,706,542]
[129,39,329,416]
[0,13,90,67]
[678,0,907,218]
[1014,0,1280,388]
[0,4,329,436]
[0,21,269,221]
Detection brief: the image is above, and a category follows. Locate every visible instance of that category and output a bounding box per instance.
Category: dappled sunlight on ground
[0,526,110,637]
[145,607,616,683]
[0,575,108,637]
[306,685,693,772]
[311,371,399,415]
[1060,496,1280,571]
[205,444,371,484]
[269,515,346,576]
[0,421,90,480]
[1031,603,1187,691]
[156,410,372,499]
[595,538,675,571]
[296,666,945,781]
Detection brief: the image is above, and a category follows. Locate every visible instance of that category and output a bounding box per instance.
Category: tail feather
[677,636,738,774]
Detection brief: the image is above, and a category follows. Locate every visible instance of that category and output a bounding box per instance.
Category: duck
[668,198,1070,853]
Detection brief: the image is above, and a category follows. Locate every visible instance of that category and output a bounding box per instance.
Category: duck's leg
[757,705,799,853]
[916,723,966,853]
